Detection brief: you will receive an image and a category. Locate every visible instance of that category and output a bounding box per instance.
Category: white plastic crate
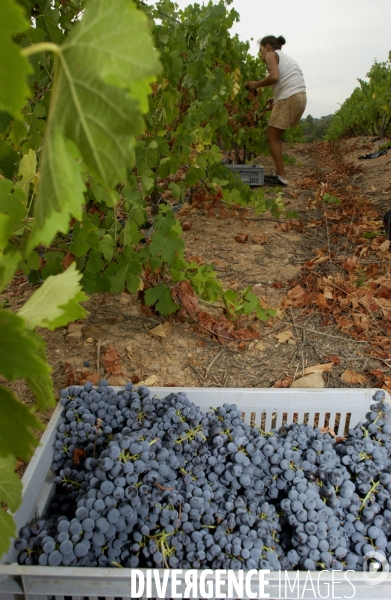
[1,387,391,600]
[225,164,264,186]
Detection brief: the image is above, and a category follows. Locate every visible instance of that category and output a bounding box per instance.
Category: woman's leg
[267,126,286,178]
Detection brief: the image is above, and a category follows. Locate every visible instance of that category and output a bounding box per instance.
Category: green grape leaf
[18,263,88,330]
[129,206,147,227]
[0,310,51,380]
[85,250,105,275]
[126,272,141,294]
[149,230,184,263]
[15,149,37,198]
[124,220,143,246]
[10,119,28,145]
[243,292,277,321]
[70,222,90,257]
[25,331,55,411]
[104,248,142,294]
[36,4,63,45]
[0,455,23,557]
[0,179,13,196]
[99,234,115,262]
[26,250,40,271]
[0,252,21,293]
[0,386,43,459]
[107,267,126,294]
[168,182,181,200]
[0,187,26,228]
[185,166,204,186]
[26,136,87,252]
[144,284,179,316]
[0,112,13,131]
[29,0,160,249]
[0,455,22,512]
[0,214,13,250]
[0,140,20,179]
[158,157,171,179]
[0,0,32,117]
[141,170,155,196]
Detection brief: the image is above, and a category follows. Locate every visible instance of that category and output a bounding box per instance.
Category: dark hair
[259,35,286,50]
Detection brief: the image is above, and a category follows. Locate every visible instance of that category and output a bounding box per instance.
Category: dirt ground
[2,137,391,445]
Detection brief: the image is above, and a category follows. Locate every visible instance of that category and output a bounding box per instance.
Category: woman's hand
[245,81,261,91]
[265,98,274,110]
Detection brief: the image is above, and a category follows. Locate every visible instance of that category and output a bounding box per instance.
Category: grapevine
[326,52,391,139]
[0,0,291,555]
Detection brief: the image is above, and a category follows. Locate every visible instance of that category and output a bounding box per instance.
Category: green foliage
[0,0,159,557]
[145,285,179,315]
[26,0,160,250]
[0,387,43,460]
[362,231,380,239]
[0,456,23,557]
[0,310,50,380]
[323,193,341,206]
[0,0,286,556]
[0,0,31,116]
[18,264,88,330]
[326,53,391,140]
[354,267,368,289]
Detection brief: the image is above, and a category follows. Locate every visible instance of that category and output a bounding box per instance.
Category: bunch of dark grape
[14,383,391,573]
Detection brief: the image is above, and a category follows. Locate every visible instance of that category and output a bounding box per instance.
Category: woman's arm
[246,52,279,90]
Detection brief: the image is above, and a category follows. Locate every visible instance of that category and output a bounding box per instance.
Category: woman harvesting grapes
[246,35,306,187]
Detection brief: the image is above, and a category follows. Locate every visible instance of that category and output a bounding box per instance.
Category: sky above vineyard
[156,0,391,119]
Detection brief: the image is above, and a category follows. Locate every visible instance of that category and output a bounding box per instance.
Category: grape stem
[21,42,59,57]
[360,480,380,511]
[154,482,174,491]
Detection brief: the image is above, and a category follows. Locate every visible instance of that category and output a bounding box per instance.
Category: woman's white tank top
[271,50,306,102]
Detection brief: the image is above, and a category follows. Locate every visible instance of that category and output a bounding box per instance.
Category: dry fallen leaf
[341,369,368,385]
[273,376,293,388]
[323,288,333,300]
[320,426,336,438]
[379,240,391,253]
[252,235,268,245]
[79,371,100,386]
[314,256,328,265]
[343,257,358,271]
[323,355,341,365]
[374,276,391,290]
[137,374,158,387]
[234,233,249,243]
[212,258,225,267]
[107,375,127,386]
[255,341,266,351]
[102,345,124,376]
[273,329,293,344]
[302,362,334,376]
[187,255,204,265]
[149,322,173,339]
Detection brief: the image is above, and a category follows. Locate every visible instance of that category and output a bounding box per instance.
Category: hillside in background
[301,114,334,142]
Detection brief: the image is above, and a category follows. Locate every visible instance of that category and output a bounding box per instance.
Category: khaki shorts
[268,92,307,130]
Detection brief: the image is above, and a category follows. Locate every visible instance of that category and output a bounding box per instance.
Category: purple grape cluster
[14,384,391,573]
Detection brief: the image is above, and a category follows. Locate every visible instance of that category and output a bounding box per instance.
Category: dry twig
[205,348,225,378]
